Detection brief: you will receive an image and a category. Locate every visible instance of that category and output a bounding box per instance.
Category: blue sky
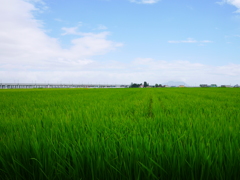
[0,0,240,85]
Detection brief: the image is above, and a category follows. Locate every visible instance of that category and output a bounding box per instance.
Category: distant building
[179,85,185,88]
[210,84,217,87]
[221,85,231,88]
[200,84,209,87]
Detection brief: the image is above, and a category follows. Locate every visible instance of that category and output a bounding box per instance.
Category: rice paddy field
[0,87,240,180]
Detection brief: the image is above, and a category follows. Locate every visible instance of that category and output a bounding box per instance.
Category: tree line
[129,81,164,88]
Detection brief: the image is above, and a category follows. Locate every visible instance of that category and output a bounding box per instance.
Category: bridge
[0,83,129,89]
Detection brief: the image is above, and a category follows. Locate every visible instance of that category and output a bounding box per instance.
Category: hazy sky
[0,0,240,85]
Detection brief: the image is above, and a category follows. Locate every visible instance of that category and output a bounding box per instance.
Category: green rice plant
[0,88,240,179]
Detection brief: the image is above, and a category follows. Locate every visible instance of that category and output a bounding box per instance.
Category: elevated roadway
[0,83,129,89]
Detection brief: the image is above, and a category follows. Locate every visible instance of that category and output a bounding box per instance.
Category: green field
[0,88,240,179]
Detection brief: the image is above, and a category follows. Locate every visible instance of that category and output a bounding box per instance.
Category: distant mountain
[163,81,188,86]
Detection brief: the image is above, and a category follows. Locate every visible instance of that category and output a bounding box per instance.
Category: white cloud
[1,59,239,85]
[26,0,48,13]
[129,0,160,4]
[62,24,108,35]
[127,58,240,85]
[61,22,83,35]
[0,0,122,69]
[182,38,197,43]
[200,40,213,43]
[97,24,108,30]
[168,38,213,44]
[218,0,240,13]
[61,27,80,35]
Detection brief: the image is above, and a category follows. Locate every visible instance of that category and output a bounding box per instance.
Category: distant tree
[129,83,142,88]
[155,84,158,88]
[144,81,149,88]
[159,84,162,87]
